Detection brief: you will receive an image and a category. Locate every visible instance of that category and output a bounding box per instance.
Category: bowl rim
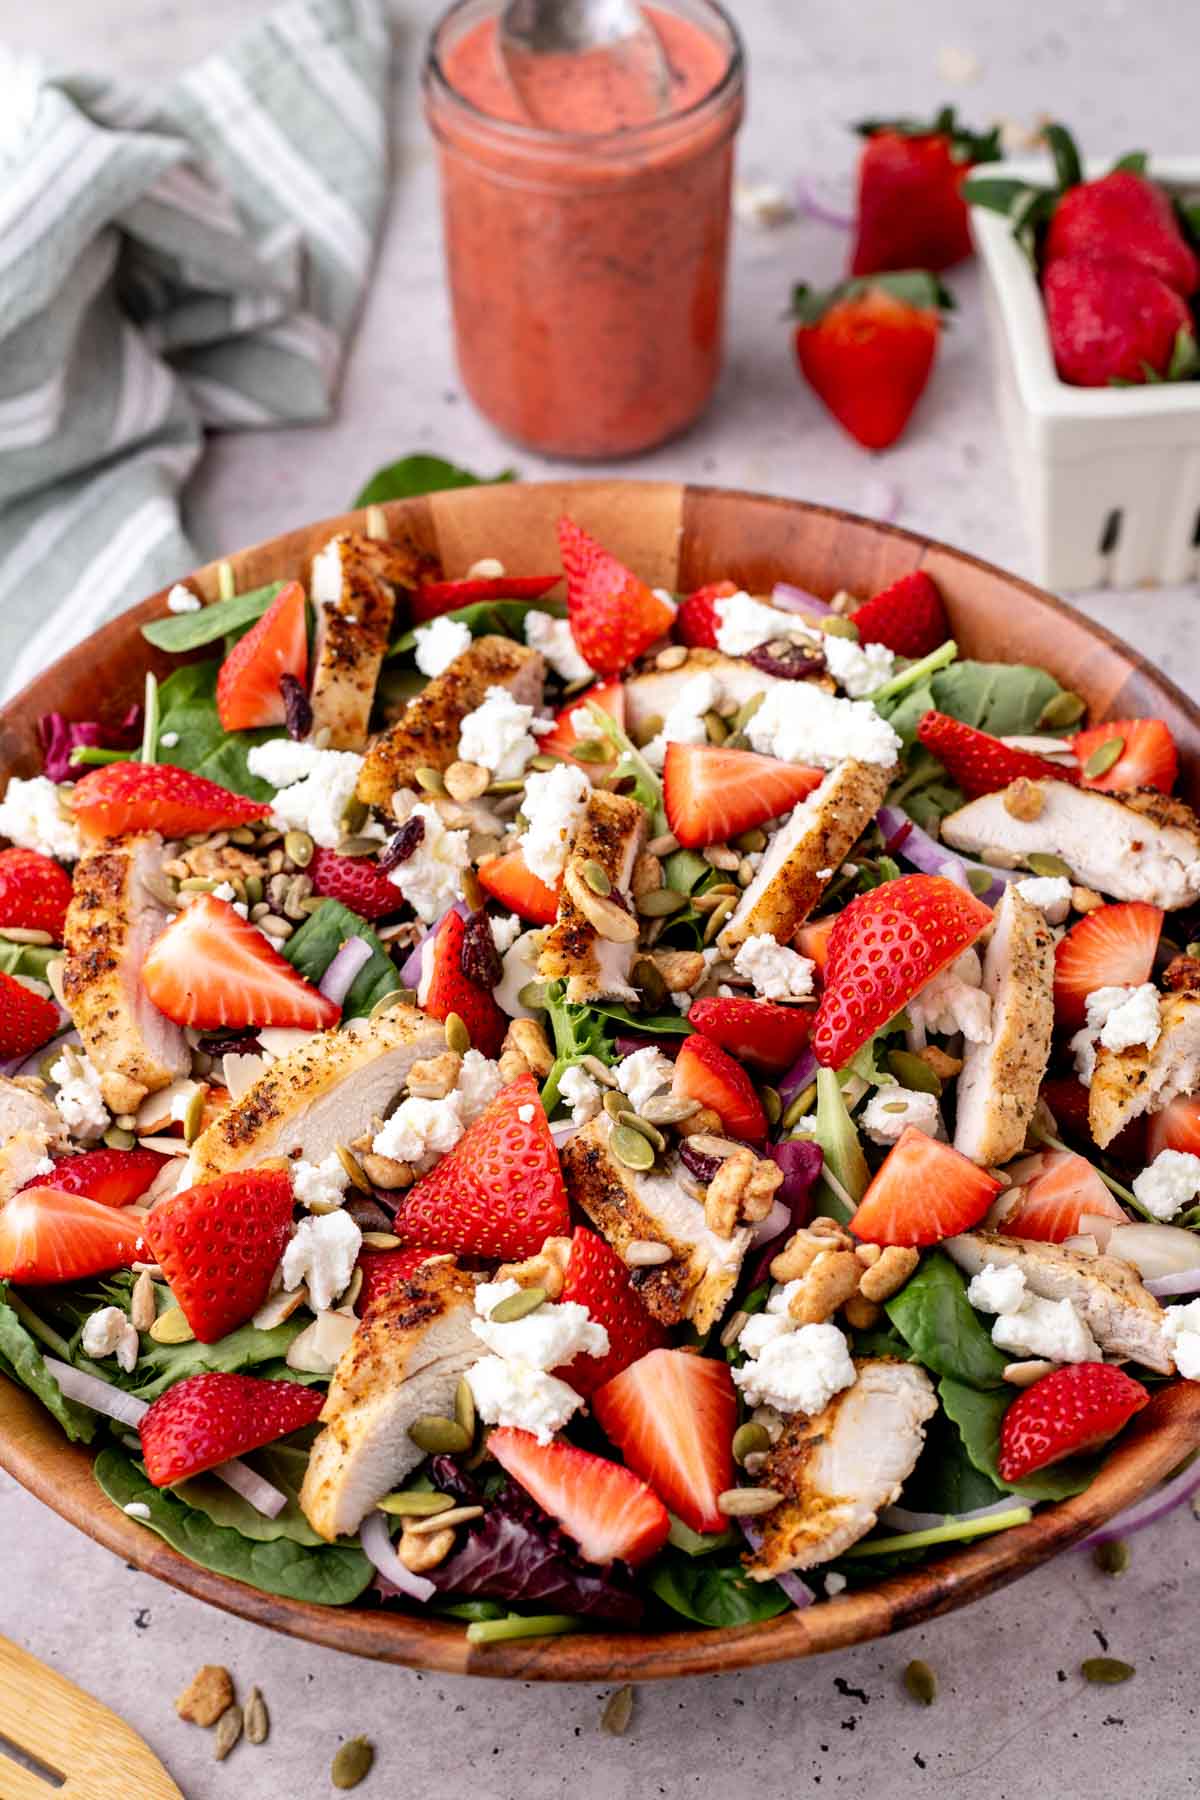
[2,477,1199,1682]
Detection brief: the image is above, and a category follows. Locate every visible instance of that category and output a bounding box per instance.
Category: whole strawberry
[790,273,952,450]
[140,1371,325,1486]
[998,1362,1149,1482]
[851,108,1001,275]
[309,847,403,920]
[0,848,74,941]
[1043,254,1197,387]
[1045,166,1199,297]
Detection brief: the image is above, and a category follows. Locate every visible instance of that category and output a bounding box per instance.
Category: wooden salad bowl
[1,480,1198,1682]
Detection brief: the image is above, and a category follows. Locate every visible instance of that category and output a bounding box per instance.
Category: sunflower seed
[258,914,293,939]
[732,1422,771,1465]
[656,644,688,671]
[360,1231,402,1249]
[903,1659,938,1705]
[600,1684,635,1735]
[636,887,687,918]
[213,1704,243,1760]
[1083,736,1125,780]
[378,1490,456,1518]
[444,1011,471,1055]
[490,1285,547,1322]
[611,1122,656,1171]
[640,1094,700,1124]
[408,1415,472,1455]
[1081,1656,1134,1685]
[646,832,680,857]
[282,829,314,868]
[617,1111,667,1153]
[719,1308,749,1348]
[149,1307,194,1344]
[624,1239,673,1266]
[130,1270,157,1333]
[1093,1538,1129,1575]
[141,870,180,911]
[717,1487,782,1517]
[244,1687,269,1746]
[331,1737,375,1790]
[407,1504,484,1535]
[1038,690,1087,730]
[685,1132,745,1159]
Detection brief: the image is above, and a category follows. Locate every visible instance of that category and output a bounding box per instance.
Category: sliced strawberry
[796,914,837,973]
[672,1033,767,1141]
[30,1147,167,1208]
[411,573,560,626]
[1073,717,1178,794]
[216,580,308,732]
[417,906,507,1058]
[142,894,340,1031]
[849,1126,1002,1246]
[0,1185,147,1283]
[476,848,560,926]
[144,1169,295,1343]
[663,742,824,850]
[396,1074,569,1260]
[916,711,1081,799]
[0,971,61,1060]
[555,1226,667,1396]
[558,518,675,676]
[356,1246,441,1316]
[813,873,992,1069]
[592,1348,736,1534]
[1148,1094,1200,1162]
[534,678,626,770]
[686,995,813,1077]
[851,571,950,659]
[1052,902,1163,1030]
[675,579,738,650]
[997,1362,1149,1484]
[308,847,402,920]
[140,1370,325,1487]
[489,1427,670,1567]
[989,1150,1126,1242]
[1041,1075,1146,1164]
[0,848,73,941]
[72,763,270,840]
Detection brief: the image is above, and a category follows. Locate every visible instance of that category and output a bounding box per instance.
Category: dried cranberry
[280,672,313,740]
[679,1140,724,1185]
[345,1193,396,1232]
[746,640,826,681]
[379,815,425,871]
[460,909,502,989]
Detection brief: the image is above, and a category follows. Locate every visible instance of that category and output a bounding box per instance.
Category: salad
[0,511,1198,1643]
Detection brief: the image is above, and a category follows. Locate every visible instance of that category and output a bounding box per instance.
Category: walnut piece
[176,1665,235,1727]
[858,1244,919,1303]
[842,1292,882,1329]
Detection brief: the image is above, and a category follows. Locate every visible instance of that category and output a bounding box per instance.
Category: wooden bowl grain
[2,480,1198,1681]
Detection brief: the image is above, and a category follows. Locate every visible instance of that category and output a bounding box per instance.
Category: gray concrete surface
[2,0,1199,1794]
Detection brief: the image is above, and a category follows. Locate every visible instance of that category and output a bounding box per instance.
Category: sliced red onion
[318,936,373,1007]
[360,1507,435,1602]
[738,1517,815,1607]
[550,1122,581,1148]
[1147,1270,1200,1299]
[794,176,854,231]
[211,1456,288,1518]
[397,899,470,989]
[44,1357,149,1429]
[771,581,834,616]
[751,1197,792,1244]
[876,805,1015,906]
[778,1047,818,1108]
[1078,1460,1200,1550]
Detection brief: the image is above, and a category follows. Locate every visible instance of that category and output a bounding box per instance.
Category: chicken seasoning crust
[1,516,1199,1639]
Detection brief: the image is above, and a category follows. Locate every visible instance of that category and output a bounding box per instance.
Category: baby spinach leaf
[389,598,566,658]
[927,660,1065,738]
[663,848,711,894]
[128,1317,310,1401]
[353,454,515,510]
[154,659,283,801]
[0,941,57,983]
[282,899,399,1019]
[885,1252,1009,1390]
[938,1376,1101,1503]
[0,1287,96,1443]
[648,1548,792,1628]
[591,1002,692,1038]
[94,1448,374,1603]
[175,1446,325,1545]
[901,1406,1006,1514]
[141,582,285,653]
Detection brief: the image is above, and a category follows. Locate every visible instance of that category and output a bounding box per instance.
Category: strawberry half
[672,1033,767,1141]
[535,678,625,771]
[1073,717,1178,794]
[850,109,1000,276]
[216,580,308,732]
[0,1185,146,1283]
[686,995,813,1077]
[356,1246,441,1316]
[30,1147,166,1208]
[851,571,950,659]
[916,711,1081,799]
[663,742,824,849]
[997,1362,1149,1484]
[592,1348,736,1535]
[489,1427,670,1567]
[990,1150,1126,1243]
[72,763,270,840]
[849,1126,1002,1246]
[417,906,507,1059]
[812,873,992,1069]
[411,573,560,627]
[558,518,675,676]
[555,1226,667,1396]
[1148,1094,1200,1163]
[790,272,950,451]
[142,893,340,1031]
[0,848,73,941]
[675,579,738,650]
[140,1370,325,1487]
[1052,901,1163,1030]
[309,847,402,920]
[0,971,61,1060]
[395,1073,570,1260]
[796,914,837,972]
[144,1169,295,1343]
[477,848,560,926]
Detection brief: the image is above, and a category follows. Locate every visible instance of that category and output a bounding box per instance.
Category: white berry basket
[970,155,1200,592]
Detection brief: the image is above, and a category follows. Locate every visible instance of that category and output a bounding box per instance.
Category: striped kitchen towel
[0,0,389,698]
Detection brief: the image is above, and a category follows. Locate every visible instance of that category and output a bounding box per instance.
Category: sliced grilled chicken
[300,1257,480,1539]
[942,782,1200,910]
[308,532,411,751]
[944,1230,1173,1373]
[63,833,189,1114]
[0,1078,65,1149]
[718,758,894,955]
[744,1359,937,1579]
[953,885,1054,1165]
[623,650,804,737]
[357,636,545,813]
[538,790,646,1004]
[561,1115,751,1332]
[1089,992,1200,1148]
[185,1006,446,1182]
[0,1127,57,1201]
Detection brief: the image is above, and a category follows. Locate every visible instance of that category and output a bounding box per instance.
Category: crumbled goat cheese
[559,1063,603,1125]
[908,949,992,1043]
[457,685,546,780]
[733,933,816,1000]
[615,1047,675,1114]
[524,610,594,683]
[472,1278,609,1369]
[159,731,180,748]
[457,1049,504,1123]
[1163,1299,1200,1381]
[744,683,902,769]
[1015,875,1073,925]
[733,1315,857,1415]
[166,583,202,613]
[466,1355,585,1443]
[1070,1028,1098,1087]
[81,1306,139,1373]
[372,1093,464,1170]
[489,912,523,955]
[292,1151,350,1212]
[642,671,722,771]
[51,1052,109,1140]
[991,1295,1099,1364]
[521,763,591,885]
[0,775,82,861]
[1095,983,1162,1054]
[246,741,368,851]
[518,1102,535,1122]
[386,801,470,922]
[414,615,472,678]
[861,1086,942,1145]
[713,592,818,657]
[820,633,895,699]
[281,1211,362,1312]
[1132,1149,1200,1222]
[824,1571,848,1597]
[211,881,249,920]
[967,1262,1028,1317]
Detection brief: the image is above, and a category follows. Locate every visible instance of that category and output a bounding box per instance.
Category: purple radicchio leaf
[38,705,141,782]
[747,1139,824,1287]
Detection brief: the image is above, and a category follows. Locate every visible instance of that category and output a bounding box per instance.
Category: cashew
[495,1235,572,1301]
[398,1524,456,1572]
[358,1152,414,1190]
[1002,778,1045,822]
[407,1051,462,1099]
[741,1156,784,1223]
[858,1245,919,1303]
[842,1292,883,1330]
[704,1149,753,1238]
[677,1106,725,1139]
[786,1250,862,1324]
[504,1016,554,1079]
[770,1221,853,1283]
[1070,885,1104,914]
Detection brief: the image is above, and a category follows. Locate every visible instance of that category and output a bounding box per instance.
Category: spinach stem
[866,637,958,707]
[69,747,134,768]
[140,671,159,766]
[464,1612,580,1645]
[844,1505,1032,1557]
[5,1290,72,1360]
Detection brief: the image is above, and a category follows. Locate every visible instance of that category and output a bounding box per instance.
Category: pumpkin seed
[602,1088,628,1121]
[103,1125,136,1150]
[636,886,687,918]
[244,874,264,907]
[717,1487,782,1517]
[611,1122,656,1172]
[571,737,613,764]
[407,1503,483,1535]
[486,779,526,796]
[369,988,408,1022]
[1025,851,1073,879]
[517,980,549,1010]
[408,1415,472,1455]
[178,876,219,893]
[331,1736,375,1789]
[415,765,446,794]
[640,1093,700,1125]
[632,956,668,1012]
[703,896,736,944]
[340,795,369,836]
[733,693,765,733]
[1093,1538,1129,1576]
[703,710,728,745]
[336,1144,370,1191]
[1083,735,1125,780]
[582,859,612,896]
[213,1704,242,1760]
[490,1285,547,1323]
[759,1085,782,1127]
[149,1307,194,1344]
[337,834,381,859]
[618,1111,667,1153]
[282,829,314,868]
[529,752,559,771]
[887,1049,942,1096]
[819,614,859,640]
[455,1374,476,1438]
[1081,1656,1134,1685]
[378,1490,455,1518]
[600,1684,635,1736]
[966,866,995,897]
[630,713,663,750]
[444,1011,471,1055]
[903,1659,938,1705]
[732,1422,770,1465]
[181,1084,207,1145]
[244,1687,269,1746]
[1038,689,1087,730]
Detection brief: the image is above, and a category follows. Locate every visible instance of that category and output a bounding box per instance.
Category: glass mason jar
[424,0,744,459]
